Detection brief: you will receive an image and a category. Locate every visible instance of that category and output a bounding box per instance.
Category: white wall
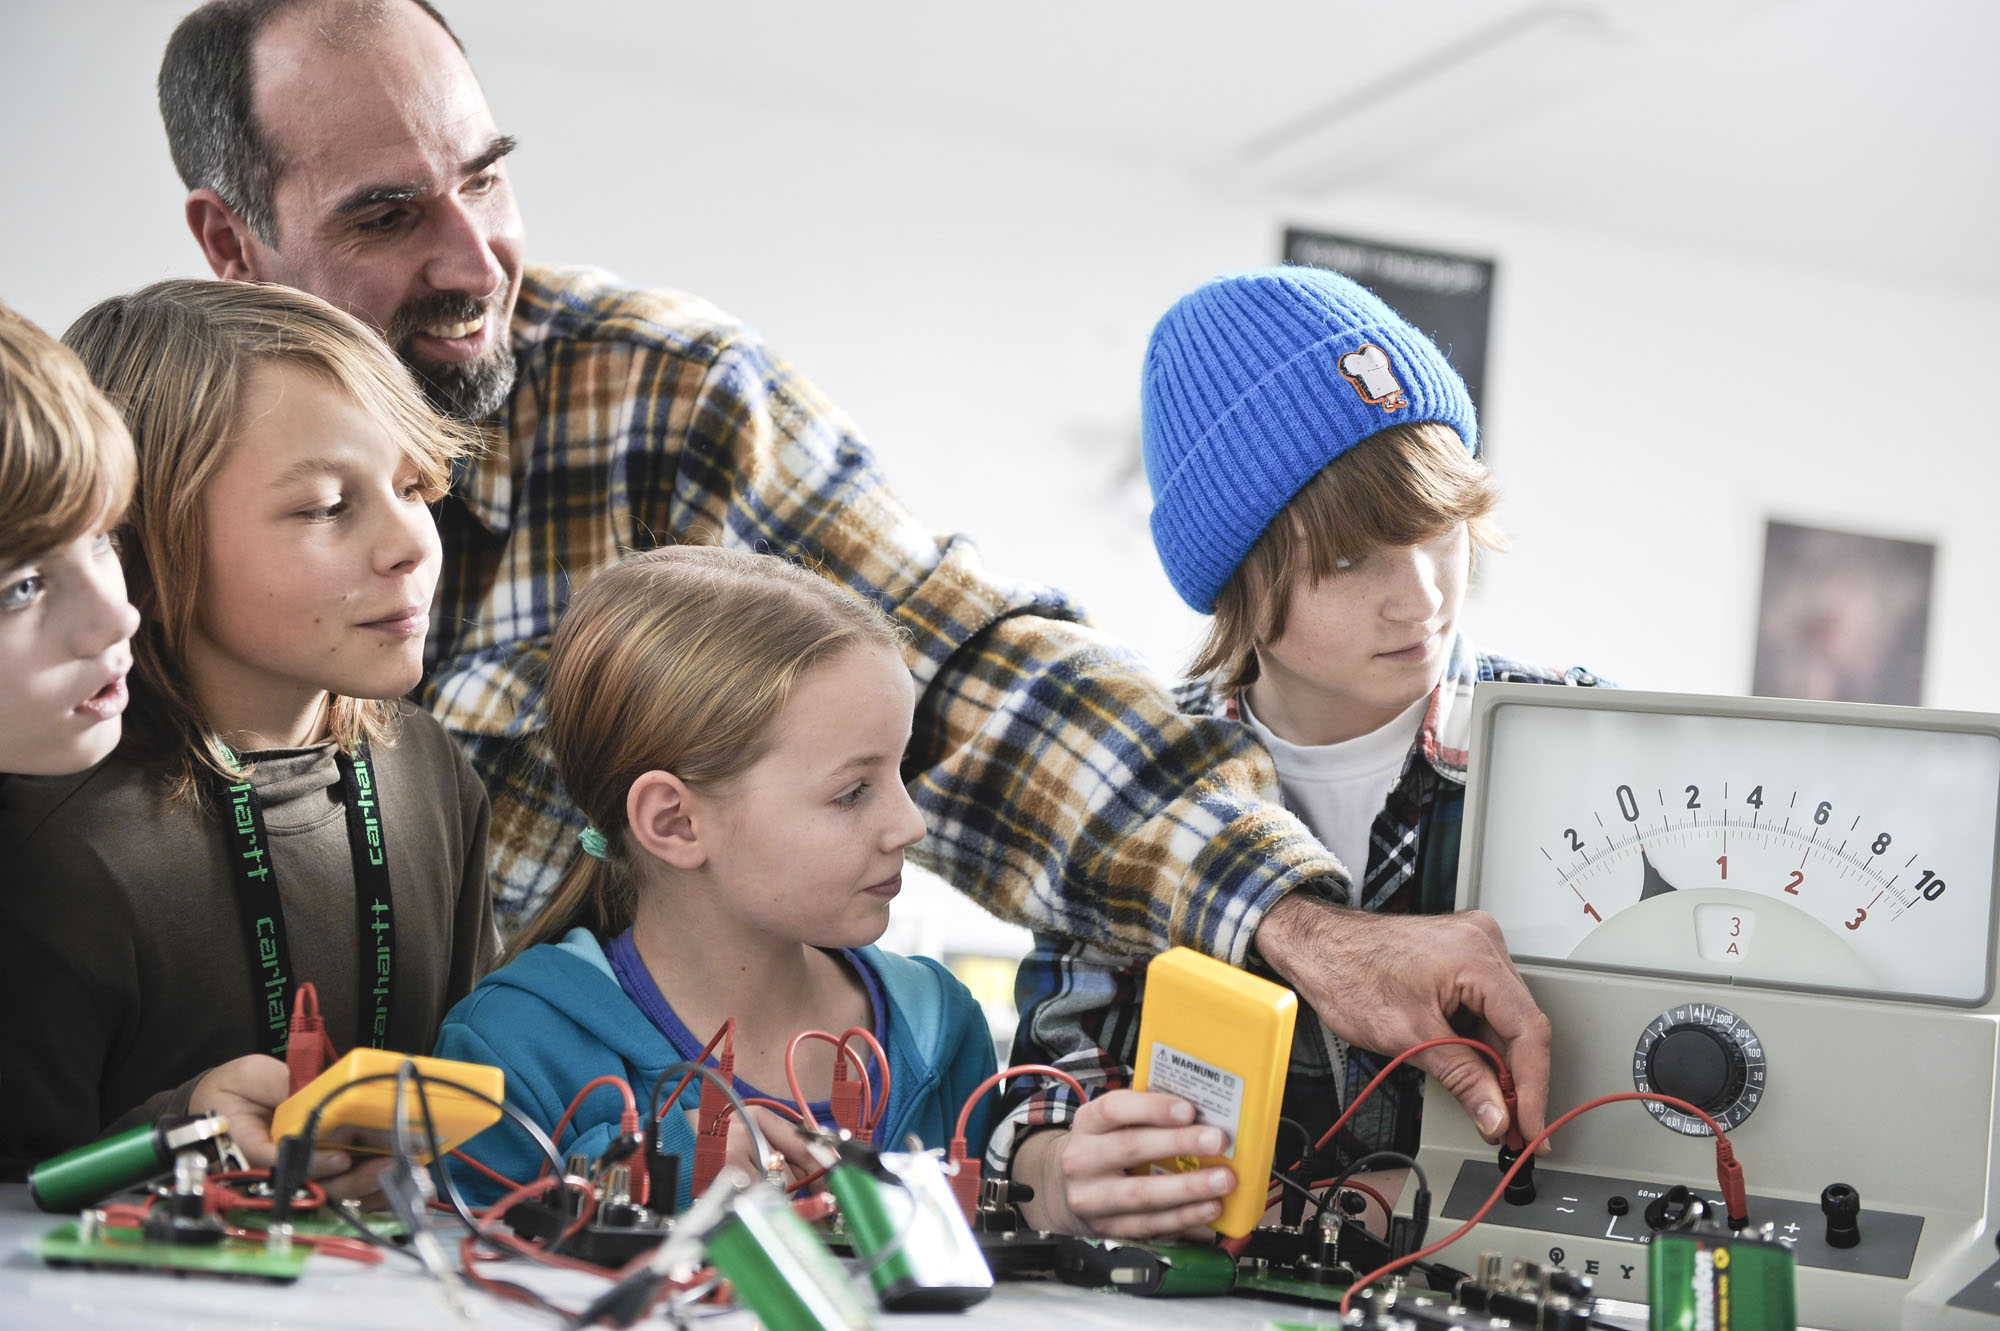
[6,5,1993,707]
[476,44,2000,709]
[1308,192,2000,708]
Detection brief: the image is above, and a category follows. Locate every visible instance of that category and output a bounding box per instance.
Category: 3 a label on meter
[1146,1042,1242,1159]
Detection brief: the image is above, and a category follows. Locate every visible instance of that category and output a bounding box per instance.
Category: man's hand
[1254,894,1552,1150]
[1012,1091,1235,1239]
[189,1054,392,1201]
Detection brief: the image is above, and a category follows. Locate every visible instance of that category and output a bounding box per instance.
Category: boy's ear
[626,770,706,870]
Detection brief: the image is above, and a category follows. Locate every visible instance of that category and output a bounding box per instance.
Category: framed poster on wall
[1752,520,1934,706]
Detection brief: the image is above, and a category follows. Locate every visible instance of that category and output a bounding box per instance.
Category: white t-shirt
[1241,693,1430,883]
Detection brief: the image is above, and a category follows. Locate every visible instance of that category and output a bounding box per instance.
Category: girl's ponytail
[500,853,634,966]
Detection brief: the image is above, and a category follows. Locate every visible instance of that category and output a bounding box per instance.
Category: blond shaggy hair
[64,278,474,795]
[0,302,135,569]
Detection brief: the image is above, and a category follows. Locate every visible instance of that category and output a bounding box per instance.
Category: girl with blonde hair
[0,280,495,1195]
[437,545,995,1208]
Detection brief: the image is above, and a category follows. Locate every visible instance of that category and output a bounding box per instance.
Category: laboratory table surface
[0,1182,1665,1331]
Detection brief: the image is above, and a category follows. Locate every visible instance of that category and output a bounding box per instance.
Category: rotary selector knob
[1632,1003,1765,1136]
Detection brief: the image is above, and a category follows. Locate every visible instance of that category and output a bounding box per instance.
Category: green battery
[29,1116,231,1213]
[1648,1229,1797,1331]
[705,1183,875,1331]
[825,1146,993,1310]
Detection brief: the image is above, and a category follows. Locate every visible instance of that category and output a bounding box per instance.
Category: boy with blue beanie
[993,265,1598,1239]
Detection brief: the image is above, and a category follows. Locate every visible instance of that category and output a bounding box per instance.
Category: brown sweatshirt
[0,704,496,1172]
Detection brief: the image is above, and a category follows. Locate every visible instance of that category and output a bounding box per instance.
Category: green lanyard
[213,736,397,1057]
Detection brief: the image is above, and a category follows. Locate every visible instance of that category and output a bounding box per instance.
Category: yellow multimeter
[1130,947,1296,1237]
[269,1049,504,1161]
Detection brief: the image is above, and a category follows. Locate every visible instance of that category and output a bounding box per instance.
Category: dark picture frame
[1752,520,1934,706]
[1283,227,1497,445]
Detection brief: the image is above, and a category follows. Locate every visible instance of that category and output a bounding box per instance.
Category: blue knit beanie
[1141,265,1477,613]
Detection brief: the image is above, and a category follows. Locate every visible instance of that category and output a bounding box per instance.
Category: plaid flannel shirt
[989,636,1600,1176]
[420,265,1344,942]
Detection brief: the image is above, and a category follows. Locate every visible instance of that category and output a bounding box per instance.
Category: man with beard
[152,0,1555,1155]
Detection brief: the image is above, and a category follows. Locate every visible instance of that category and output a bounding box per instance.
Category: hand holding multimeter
[1011,948,1298,1240]
[1012,1090,1239,1239]
[188,1054,388,1202]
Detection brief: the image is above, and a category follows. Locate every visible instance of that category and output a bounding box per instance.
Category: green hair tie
[577,826,610,861]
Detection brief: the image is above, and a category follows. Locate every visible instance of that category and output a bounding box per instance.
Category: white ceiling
[462,0,2000,293]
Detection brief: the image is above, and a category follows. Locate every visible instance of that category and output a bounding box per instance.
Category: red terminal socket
[829,1068,865,1139]
[1496,1066,1526,1156]
[791,1192,838,1224]
[828,1071,868,1127]
[837,1028,891,1143]
[690,1047,736,1197]
[615,1105,645,1206]
[783,1030,876,1139]
[946,1132,981,1224]
[1495,1067,1535,1204]
[285,983,338,1096]
[947,1064,1089,1224]
[1716,1141,1749,1229]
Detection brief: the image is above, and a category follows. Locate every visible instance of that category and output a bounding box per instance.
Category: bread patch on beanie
[1337,343,1408,411]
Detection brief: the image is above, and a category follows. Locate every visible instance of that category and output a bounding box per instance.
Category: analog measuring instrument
[1411,685,2000,1331]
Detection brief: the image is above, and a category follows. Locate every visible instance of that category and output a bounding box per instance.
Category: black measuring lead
[1400,1174,1433,1258]
[263,1133,313,1258]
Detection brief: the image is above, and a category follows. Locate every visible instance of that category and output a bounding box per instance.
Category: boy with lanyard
[0,281,496,1196]
[993,266,1598,1238]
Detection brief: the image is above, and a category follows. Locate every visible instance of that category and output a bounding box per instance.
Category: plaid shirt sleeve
[422,266,1346,944]
[988,647,1607,1176]
[984,933,1144,1173]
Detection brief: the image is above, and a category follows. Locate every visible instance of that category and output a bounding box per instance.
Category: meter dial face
[1472,699,2000,1005]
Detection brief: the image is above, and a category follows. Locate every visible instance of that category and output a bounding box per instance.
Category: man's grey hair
[158,0,463,244]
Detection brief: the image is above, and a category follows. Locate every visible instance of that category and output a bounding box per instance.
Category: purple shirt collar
[605,928,890,1119]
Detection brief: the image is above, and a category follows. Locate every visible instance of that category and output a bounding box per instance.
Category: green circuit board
[37,1220,310,1282]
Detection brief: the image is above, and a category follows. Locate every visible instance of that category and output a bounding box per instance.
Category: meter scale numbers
[1546,783,1937,933]
[1474,696,2000,1005]
[1522,778,1972,1000]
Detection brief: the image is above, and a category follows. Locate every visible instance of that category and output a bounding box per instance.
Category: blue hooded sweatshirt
[435,928,997,1210]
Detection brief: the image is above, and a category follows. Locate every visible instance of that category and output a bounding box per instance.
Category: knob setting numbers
[1632,1003,1766,1136]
